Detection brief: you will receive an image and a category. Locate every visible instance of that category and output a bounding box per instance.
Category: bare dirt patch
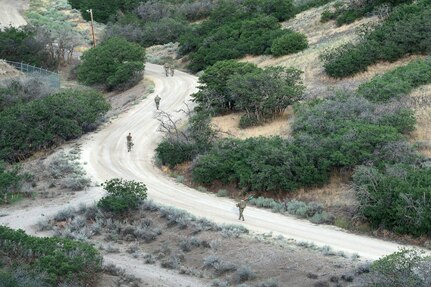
[212,107,293,139]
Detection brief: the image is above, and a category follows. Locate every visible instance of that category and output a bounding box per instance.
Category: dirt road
[0,64,416,265]
[80,63,412,260]
[0,0,28,29]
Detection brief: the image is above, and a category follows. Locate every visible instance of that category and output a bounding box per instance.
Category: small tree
[227,66,304,127]
[271,31,308,56]
[77,37,146,90]
[367,249,431,287]
[97,178,147,214]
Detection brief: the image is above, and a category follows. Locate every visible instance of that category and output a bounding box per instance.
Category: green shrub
[357,58,431,102]
[367,249,431,286]
[0,225,102,286]
[353,165,431,236]
[156,140,195,168]
[0,162,28,204]
[77,37,145,90]
[0,26,57,69]
[322,0,431,77]
[239,113,260,129]
[270,31,308,56]
[97,178,147,214]
[0,89,110,162]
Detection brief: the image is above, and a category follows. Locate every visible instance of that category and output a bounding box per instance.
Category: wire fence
[4,60,60,88]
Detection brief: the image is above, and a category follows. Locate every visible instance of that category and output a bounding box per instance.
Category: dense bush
[0,26,57,69]
[270,31,308,56]
[357,58,431,102]
[156,110,217,168]
[366,249,431,286]
[193,60,260,114]
[97,178,147,214]
[320,0,413,27]
[0,225,102,286]
[0,77,54,112]
[104,18,190,48]
[0,89,110,162]
[322,0,431,77]
[77,37,145,90]
[193,61,304,127]
[192,137,330,192]
[0,162,28,204]
[180,0,303,72]
[353,165,431,236]
[156,139,195,168]
[227,66,304,127]
[68,0,142,23]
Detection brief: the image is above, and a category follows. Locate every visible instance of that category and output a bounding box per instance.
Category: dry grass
[409,84,431,157]
[289,173,356,208]
[211,107,293,139]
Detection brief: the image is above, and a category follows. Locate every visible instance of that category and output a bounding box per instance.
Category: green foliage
[320,0,413,27]
[0,26,56,69]
[227,66,304,127]
[244,0,296,21]
[180,0,302,72]
[0,162,28,204]
[0,89,110,162]
[270,31,308,56]
[68,0,142,23]
[77,37,145,90]
[353,165,431,236]
[194,62,304,127]
[322,0,431,77]
[97,178,147,214]
[0,225,102,286]
[193,60,260,114]
[192,137,329,192]
[156,139,195,168]
[367,249,431,286]
[357,58,431,102]
[295,0,334,13]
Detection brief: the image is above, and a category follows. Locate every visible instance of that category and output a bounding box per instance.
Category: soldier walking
[154,95,161,110]
[169,64,175,77]
[163,63,169,77]
[236,199,247,221]
[126,132,133,152]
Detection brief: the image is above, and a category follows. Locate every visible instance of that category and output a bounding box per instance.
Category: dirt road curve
[81,63,412,260]
[0,0,28,28]
[0,64,416,266]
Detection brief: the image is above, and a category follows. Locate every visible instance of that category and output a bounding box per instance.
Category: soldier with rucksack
[236,199,247,221]
[154,95,161,110]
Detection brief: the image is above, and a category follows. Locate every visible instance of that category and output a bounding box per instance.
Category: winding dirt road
[81,64,411,260]
[0,64,417,269]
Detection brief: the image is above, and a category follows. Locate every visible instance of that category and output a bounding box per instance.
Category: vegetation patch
[357,57,431,102]
[97,178,148,214]
[77,37,146,90]
[0,88,110,162]
[0,225,102,286]
[321,0,431,78]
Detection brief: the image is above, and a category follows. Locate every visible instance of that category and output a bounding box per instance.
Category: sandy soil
[0,0,28,29]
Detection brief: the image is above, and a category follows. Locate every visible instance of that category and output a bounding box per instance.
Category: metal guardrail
[4,60,60,88]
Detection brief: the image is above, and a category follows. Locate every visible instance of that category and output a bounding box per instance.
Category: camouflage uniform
[169,64,175,76]
[126,133,133,152]
[163,63,169,77]
[236,200,247,221]
[154,95,161,110]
